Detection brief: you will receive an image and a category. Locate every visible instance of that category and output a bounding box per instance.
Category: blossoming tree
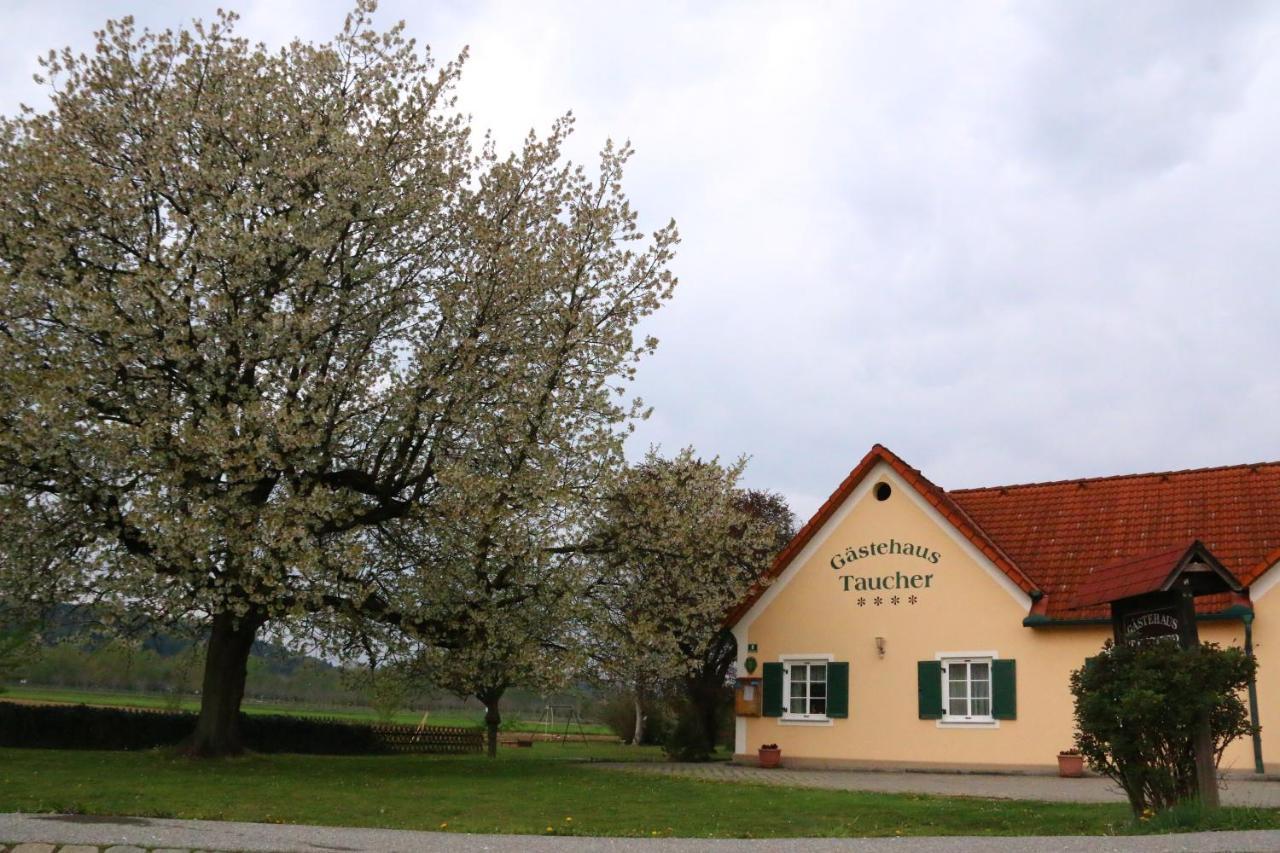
[589,450,793,754]
[0,2,675,755]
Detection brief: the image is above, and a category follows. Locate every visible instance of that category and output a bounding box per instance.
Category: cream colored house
[728,445,1280,772]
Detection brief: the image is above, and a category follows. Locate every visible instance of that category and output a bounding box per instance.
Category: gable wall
[1211,562,1280,774]
[1200,619,1260,773]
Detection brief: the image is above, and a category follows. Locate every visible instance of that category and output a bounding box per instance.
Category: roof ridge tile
[948,458,1280,495]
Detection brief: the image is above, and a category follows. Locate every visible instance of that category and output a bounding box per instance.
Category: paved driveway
[593,762,1280,807]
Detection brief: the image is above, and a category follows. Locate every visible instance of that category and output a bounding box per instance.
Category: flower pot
[1057,752,1084,778]
[759,747,782,769]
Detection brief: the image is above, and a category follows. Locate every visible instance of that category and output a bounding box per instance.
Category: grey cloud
[3,0,1278,519]
[1015,2,1267,187]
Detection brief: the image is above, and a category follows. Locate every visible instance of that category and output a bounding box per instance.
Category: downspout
[1243,610,1264,774]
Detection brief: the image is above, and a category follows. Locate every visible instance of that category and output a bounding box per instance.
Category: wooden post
[1180,579,1218,808]
[1193,718,1219,807]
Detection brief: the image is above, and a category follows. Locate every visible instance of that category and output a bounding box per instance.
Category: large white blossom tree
[0,1,676,755]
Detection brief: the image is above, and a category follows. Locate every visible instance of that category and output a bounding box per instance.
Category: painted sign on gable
[829,538,942,608]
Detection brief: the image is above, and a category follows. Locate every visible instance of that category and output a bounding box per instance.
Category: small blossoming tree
[589,450,793,756]
[359,479,594,758]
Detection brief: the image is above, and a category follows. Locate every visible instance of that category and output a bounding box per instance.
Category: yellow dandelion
[439,822,448,829]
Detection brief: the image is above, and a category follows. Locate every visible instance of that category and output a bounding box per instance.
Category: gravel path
[5,814,1280,853]
[593,763,1280,806]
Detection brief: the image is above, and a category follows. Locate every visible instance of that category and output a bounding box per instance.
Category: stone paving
[6,815,1280,853]
[593,762,1280,807]
[6,766,1280,851]
[3,846,207,853]
[8,841,320,853]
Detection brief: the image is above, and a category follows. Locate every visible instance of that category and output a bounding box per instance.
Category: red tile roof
[728,446,1280,628]
[950,460,1280,620]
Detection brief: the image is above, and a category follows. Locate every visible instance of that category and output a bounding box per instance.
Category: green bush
[597,691,671,746]
[1070,640,1258,815]
[661,684,735,761]
[0,619,38,692]
[663,699,714,762]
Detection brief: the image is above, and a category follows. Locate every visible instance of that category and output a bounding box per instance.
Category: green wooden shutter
[762,662,784,717]
[917,660,942,719]
[826,662,849,718]
[992,659,1017,720]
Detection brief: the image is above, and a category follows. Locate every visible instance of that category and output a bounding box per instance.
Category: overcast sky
[3,1,1278,519]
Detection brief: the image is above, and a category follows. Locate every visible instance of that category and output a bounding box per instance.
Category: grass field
[2,747,1278,838]
[0,685,614,735]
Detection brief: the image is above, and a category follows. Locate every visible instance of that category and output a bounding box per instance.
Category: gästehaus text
[829,539,941,569]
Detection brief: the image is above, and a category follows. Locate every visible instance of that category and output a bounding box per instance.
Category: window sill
[779,717,834,727]
[936,718,999,729]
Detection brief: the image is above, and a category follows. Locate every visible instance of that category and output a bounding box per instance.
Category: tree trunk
[696,681,720,753]
[680,676,718,759]
[479,687,505,759]
[182,610,265,757]
[632,691,645,746]
[684,629,737,757]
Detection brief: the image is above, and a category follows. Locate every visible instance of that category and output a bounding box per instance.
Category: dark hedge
[0,701,388,754]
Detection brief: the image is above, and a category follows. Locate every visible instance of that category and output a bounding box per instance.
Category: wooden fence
[371,723,484,754]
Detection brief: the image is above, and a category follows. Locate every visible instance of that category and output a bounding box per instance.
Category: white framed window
[783,660,828,720]
[941,656,992,722]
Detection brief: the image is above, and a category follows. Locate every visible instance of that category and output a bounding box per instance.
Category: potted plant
[1057,748,1084,778]
[758,743,782,769]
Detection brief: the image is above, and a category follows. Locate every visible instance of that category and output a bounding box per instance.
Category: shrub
[662,684,735,761]
[663,698,714,762]
[597,691,671,745]
[596,692,635,742]
[0,619,38,692]
[1070,640,1258,815]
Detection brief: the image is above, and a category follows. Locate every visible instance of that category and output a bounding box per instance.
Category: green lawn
[2,747,1277,838]
[1,686,614,735]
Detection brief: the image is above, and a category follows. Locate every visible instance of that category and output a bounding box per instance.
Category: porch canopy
[1071,540,1245,611]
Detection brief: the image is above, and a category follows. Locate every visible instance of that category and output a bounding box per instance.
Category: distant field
[0,685,614,736]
